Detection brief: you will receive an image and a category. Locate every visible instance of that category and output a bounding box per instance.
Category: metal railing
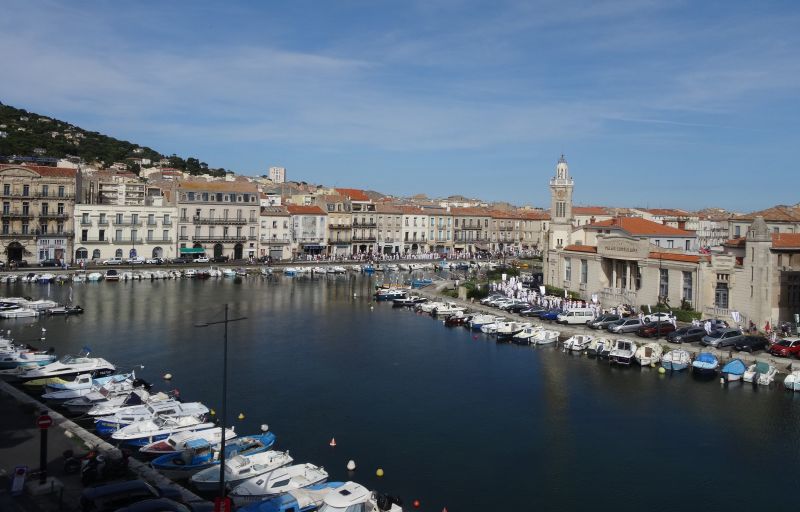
[0,232,35,238]
[191,235,247,243]
[192,216,248,225]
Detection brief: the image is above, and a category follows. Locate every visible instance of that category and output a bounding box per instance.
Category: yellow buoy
[238,412,245,420]
[210,409,216,416]
[658,367,666,374]
[376,468,384,477]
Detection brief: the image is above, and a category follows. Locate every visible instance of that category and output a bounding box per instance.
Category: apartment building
[259,206,292,261]
[287,205,327,257]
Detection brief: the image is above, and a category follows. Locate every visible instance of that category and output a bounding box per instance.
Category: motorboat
[121,271,135,281]
[392,295,426,307]
[634,343,663,366]
[495,321,531,342]
[691,352,719,375]
[191,449,293,491]
[416,301,443,314]
[105,269,120,281]
[511,326,542,344]
[151,432,276,480]
[411,278,433,288]
[316,481,404,512]
[1,354,115,384]
[743,361,777,385]
[87,389,171,417]
[111,416,216,447]
[72,273,86,283]
[38,273,55,283]
[374,288,406,301]
[480,320,502,335]
[563,334,593,352]
[41,372,137,401]
[48,305,84,315]
[0,344,56,369]
[230,463,329,505]
[95,400,209,434]
[468,314,499,331]
[311,267,327,274]
[609,339,637,365]
[587,337,611,357]
[661,350,691,371]
[283,268,298,276]
[534,330,560,345]
[87,272,103,282]
[140,426,237,456]
[433,302,467,317]
[25,299,59,311]
[184,269,197,278]
[236,482,346,512]
[721,359,747,382]
[784,371,800,392]
[0,307,39,318]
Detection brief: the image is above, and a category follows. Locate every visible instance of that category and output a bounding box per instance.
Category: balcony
[499,226,514,231]
[162,220,173,226]
[98,220,109,226]
[193,216,248,225]
[114,220,142,226]
[191,235,247,243]
[147,220,158,226]
[329,224,351,230]
[352,235,377,242]
[35,192,74,200]
[113,238,143,244]
[39,231,73,238]
[296,237,325,244]
[264,238,291,245]
[1,211,33,219]
[0,232,35,239]
[38,212,69,220]
[146,237,173,243]
[179,235,189,241]
[352,221,377,228]
[80,238,110,244]
[79,219,92,226]
[248,235,257,240]
[330,238,352,245]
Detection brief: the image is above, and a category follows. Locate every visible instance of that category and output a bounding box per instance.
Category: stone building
[177,180,260,260]
[728,205,800,239]
[259,206,292,261]
[489,210,522,252]
[0,164,79,264]
[399,206,428,253]
[335,188,375,254]
[451,207,491,254]
[375,204,403,255]
[286,205,327,257]
[315,195,352,257]
[425,207,453,254]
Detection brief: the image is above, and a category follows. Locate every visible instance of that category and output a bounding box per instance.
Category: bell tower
[548,154,574,249]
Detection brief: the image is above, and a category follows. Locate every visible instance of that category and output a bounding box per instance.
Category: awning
[180,247,206,254]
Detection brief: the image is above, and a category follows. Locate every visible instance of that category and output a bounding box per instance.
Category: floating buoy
[413,499,420,508]
[472,335,478,340]
[238,412,245,420]
[720,377,725,384]
[650,363,655,368]
[329,438,336,447]
[163,373,173,380]
[658,367,666,374]
[346,460,356,471]
[210,409,216,416]
[376,468,384,477]
[260,424,269,432]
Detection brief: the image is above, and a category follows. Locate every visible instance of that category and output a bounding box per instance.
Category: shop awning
[180,247,206,254]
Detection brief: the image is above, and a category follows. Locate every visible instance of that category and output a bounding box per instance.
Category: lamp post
[657,253,663,339]
[195,304,247,503]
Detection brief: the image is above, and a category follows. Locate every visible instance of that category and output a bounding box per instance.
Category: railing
[599,287,638,304]
[79,220,92,226]
[499,226,514,231]
[114,220,142,226]
[98,220,109,226]
[39,231,73,238]
[113,237,143,243]
[248,235,257,240]
[1,211,33,219]
[179,235,189,240]
[329,224,351,229]
[145,237,173,243]
[147,220,158,226]
[353,221,377,228]
[162,220,173,226]
[0,232,35,238]
[264,238,291,244]
[352,235,377,242]
[38,212,69,220]
[296,237,325,244]
[80,238,110,244]
[191,235,247,243]
[330,239,352,244]
[179,217,189,223]
[192,216,248,225]
[35,192,74,199]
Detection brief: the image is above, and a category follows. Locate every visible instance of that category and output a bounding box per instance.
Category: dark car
[506,303,530,313]
[734,335,770,353]
[520,306,547,317]
[539,309,562,321]
[636,321,676,338]
[171,256,194,265]
[211,256,229,263]
[80,480,182,512]
[117,498,214,512]
[667,326,706,344]
[587,314,621,330]
[38,258,61,267]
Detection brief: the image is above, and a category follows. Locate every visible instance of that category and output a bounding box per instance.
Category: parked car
[171,256,193,264]
[520,306,547,317]
[701,328,744,348]
[539,309,563,321]
[211,256,229,263]
[102,258,124,265]
[607,318,644,334]
[144,257,163,265]
[38,258,61,267]
[195,256,210,263]
[642,312,674,323]
[768,337,800,357]
[734,335,770,353]
[80,480,182,512]
[587,314,621,329]
[505,303,530,313]
[667,326,706,344]
[636,321,676,338]
[128,257,146,265]
[700,319,729,332]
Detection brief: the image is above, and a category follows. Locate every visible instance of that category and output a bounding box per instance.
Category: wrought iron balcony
[80,238,110,244]
[352,221,377,228]
[352,235,377,242]
[1,211,33,219]
[191,235,247,243]
[192,216,248,225]
[38,212,69,220]
[0,232,35,238]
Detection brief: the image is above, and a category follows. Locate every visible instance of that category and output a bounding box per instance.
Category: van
[556,308,595,325]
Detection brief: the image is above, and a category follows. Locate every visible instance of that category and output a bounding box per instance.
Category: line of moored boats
[1,339,404,512]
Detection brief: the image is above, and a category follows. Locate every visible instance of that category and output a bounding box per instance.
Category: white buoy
[260,424,269,432]
[719,377,725,384]
[347,460,356,471]
[163,373,173,380]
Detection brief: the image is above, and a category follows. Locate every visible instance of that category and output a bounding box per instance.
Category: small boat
[0,344,56,369]
[433,302,467,317]
[1,354,115,384]
[374,288,406,301]
[721,359,747,382]
[563,334,593,352]
[661,350,691,371]
[784,371,800,392]
[534,330,560,345]
[140,426,237,456]
[468,314,499,331]
[48,305,84,315]
[87,389,171,417]
[495,321,531,342]
[105,269,120,281]
[511,326,542,344]
[691,352,719,375]
[87,272,103,282]
[25,299,58,311]
[0,307,39,318]
[416,301,443,314]
[38,273,55,283]
[609,339,637,365]
[60,379,151,414]
[317,481,404,512]
[72,273,86,283]
[311,267,327,274]
[94,400,208,434]
[411,278,433,288]
[191,449,293,491]
[111,416,216,447]
[393,296,426,307]
[634,343,663,366]
[151,432,276,480]
[236,482,346,512]
[743,361,777,385]
[230,463,329,505]
[444,312,471,326]
[121,271,135,281]
[41,372,137,401]
[587,337,611,357]
[184,269,197,278]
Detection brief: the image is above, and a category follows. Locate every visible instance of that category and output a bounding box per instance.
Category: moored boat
[230,463,329,505]
[191,449,293,491]
[563,334,593,352]
[784,371,800,392]
[661,349,691,371]
[609,339,637,365]
[691,352,719,375]
[721,358,747,382]
[634,342,663,366]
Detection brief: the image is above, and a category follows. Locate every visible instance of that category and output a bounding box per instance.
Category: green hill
[0,102,225,176]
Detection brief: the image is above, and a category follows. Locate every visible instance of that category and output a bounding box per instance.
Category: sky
[1,0,799,212]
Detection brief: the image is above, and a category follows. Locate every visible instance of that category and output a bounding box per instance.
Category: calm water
[6,275,800,511]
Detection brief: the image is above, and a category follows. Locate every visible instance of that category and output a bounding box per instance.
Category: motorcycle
[63,448,129,485]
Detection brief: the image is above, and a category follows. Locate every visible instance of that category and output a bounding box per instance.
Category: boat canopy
[186,438,212,449]
[722,359,746,375]
[695,352,717,364]
[756,361,770,374]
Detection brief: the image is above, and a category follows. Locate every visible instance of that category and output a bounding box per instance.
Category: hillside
[0,102,224,176]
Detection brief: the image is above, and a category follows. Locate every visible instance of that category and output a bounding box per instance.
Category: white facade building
[268,167,286,184]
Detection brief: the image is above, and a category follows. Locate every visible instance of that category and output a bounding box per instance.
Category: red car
[768,337,800,357]
[636,321,676,338]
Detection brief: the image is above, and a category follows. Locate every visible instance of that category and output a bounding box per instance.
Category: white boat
[87,390,171,417]
[41,372,135,401]
[61,380,147,414]
[184,269,197,278]
[223,268,237,278]
[311,267,327,274]
[480,321,503,334]
[563,334,593,352]
[283,267,298,276]
[416,301,443,314]
[511,325,542,344]
[140,426,237,456]
[94,400,209,432]
[105,269,120,281]
[661,350,691,371]
[87,272,103,282]
[230,463,329,505]
[111,416,215,446]
[534,330,560,345]
[331,266,346,274]
[320,481,403,512]
[634,343,663,366]
[743,361,778,385]
[784,371,800,392]
[24,299,59,311]
[609,339,637,365]
[191,450,293,492]
[72,273,86,283]
[495,321,531,341]
[587,337,613,357]
[433,302,467,316]
[121,271,135,281]
[0,307,39,318]
[38,273,55,283]
[1,354,115,382]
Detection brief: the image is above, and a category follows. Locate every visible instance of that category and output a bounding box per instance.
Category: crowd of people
[290,249,537,263]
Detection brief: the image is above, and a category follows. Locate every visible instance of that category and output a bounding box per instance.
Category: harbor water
[5,274,800,511]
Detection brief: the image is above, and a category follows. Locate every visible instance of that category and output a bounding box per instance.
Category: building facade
[268,166,286,184]
[426,207,453,254]
[451,207,490,254]
[0,164,78,264]
[287,205,327,257]
[376,204,403,255]
[316,195,352,257]
[259,206,292,261]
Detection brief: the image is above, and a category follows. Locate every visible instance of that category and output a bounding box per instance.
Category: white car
[129,257,146,265]
[102,258,124,265]
[195,256,210,263]
[643,312,673,323]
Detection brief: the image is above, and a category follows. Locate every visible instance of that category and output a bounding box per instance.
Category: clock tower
[548,154,574,250]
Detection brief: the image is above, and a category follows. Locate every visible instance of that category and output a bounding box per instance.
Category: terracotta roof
[489,209,519,220]
[649,251,701,263]
[375,203,404,214]
[643,208,693,217]
[260,206,290,216]
[335,188,370,202]
[178,180,257,193]
[584,217,694,237]
[286,205,326,215]
[724,238,746,248]
[733,205,800,223]
[772,233,800,249]
[518,211,550,220]
[564,244,597,253]
[573,206,611,216]
[450,207,490,217]
[0,164,77,178]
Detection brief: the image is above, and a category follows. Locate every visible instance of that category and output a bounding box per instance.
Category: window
[99,229,105,241]
[115,229,122,241]
[2,184,8,195]
[556,201,566,218]
[682,271,693,302]
[773,227,780,234]
[57,185,65,198]
[81,230,88,242]
[116,213,123,224]
[22,223,29,234]
[734,225,741,238]
[99,213,107,225]
[57,203,64,214]
[163,229,169,240]
[1,202,8,214]
[654,240,660,247]
[22,184,29,196]
[42,185,49,197]
[163,214,171,224]
[115,248,123,258]
[57,222,63,234]
[22,202,29,215]
[714,282,729,309]
[131,214,138,225]
[147,229,153,240]
[148,214,155,225]
[685,240,690,250]
[659,268,669,300]
[667,240,674,249]
[580,259,588,284]
[1,221,7,235]
[81,212,89,224]
[564,258,572,282]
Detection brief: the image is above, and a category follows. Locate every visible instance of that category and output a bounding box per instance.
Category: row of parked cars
[479,294,800,356]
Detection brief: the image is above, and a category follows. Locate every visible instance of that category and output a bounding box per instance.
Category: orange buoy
[329,437,337,447]
[413,499,420,508]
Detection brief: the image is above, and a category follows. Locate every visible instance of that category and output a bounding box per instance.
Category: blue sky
[2,0,799,211]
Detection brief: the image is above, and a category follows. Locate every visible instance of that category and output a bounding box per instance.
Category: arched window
[152,247,163,258]
[92,249,101,260]
[115,248,123,258]
[75,247,88,261]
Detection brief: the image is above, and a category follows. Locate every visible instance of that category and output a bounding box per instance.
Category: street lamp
[195,304,247,503]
